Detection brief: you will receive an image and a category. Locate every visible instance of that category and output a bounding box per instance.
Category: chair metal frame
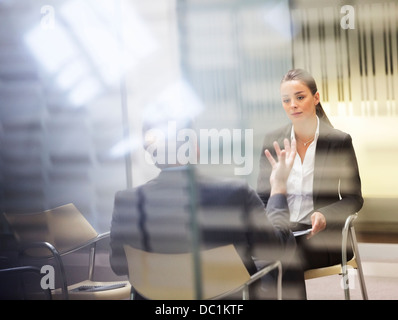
[17,231,110,300]
[3,203,130,300]
[341,213,368,300]
[215,260,282,300]
[304,213,368,300]
[0,265,52,300]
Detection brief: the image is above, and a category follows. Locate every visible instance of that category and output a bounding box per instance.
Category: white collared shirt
[287,116,320,224]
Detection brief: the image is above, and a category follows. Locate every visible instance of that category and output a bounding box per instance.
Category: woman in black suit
[257,69,363,296]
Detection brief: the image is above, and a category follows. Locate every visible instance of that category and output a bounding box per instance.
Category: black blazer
[257,120,364,229]
[109,167,295,277]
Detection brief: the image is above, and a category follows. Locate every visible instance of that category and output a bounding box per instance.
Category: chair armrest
[342,213,358,236]
[342,213,357,267]
[247,260,282,300]
[16,232,112,298]
[18,241,68,300]
[97,231,110,241]
[0,265,52,300]
[0,265,41,274]
[341,213,358,299]
[341,213,358,263]
[59,231,110,256]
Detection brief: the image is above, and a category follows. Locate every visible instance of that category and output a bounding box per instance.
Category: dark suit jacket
[109,167,295,277]
[257,120,364,230]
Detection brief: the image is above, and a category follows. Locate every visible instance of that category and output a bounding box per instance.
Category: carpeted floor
[306,243,398,300]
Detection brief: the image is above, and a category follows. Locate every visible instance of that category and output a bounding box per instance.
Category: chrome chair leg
[341,213,368,300]
[350,225,368,300]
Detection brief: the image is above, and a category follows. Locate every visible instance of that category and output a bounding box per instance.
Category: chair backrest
[123,244,251,300]
[3,203,98,257]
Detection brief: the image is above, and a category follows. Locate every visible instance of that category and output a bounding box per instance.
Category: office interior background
[0,0,397,299]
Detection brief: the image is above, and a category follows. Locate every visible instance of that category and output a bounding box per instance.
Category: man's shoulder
[197,175,261,205]
[115,186,139,196]
[114,186,143,204]
[198,174,250,191]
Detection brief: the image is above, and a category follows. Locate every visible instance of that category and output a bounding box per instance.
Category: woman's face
[280,80,319,124]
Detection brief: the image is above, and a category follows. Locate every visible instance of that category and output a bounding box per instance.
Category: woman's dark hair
[281,68,333,127]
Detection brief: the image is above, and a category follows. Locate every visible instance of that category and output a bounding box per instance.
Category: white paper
[293,228,313,237]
